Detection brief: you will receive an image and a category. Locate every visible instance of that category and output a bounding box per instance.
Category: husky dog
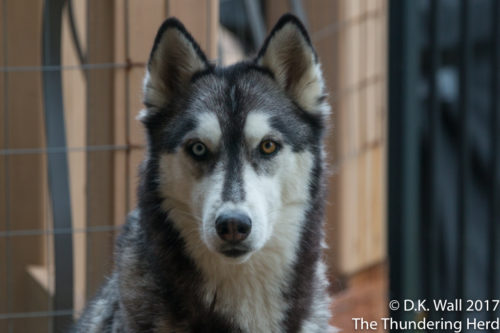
[73,14,334,333]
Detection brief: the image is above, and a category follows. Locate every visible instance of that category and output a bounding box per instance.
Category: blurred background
[0,0,497,332]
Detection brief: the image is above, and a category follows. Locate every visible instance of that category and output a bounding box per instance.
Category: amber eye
[259,140,278,155]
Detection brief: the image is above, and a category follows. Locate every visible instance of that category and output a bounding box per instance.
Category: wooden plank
[378,4,388,79]
[0,239,5,323]
[303,0,336,34]
[113,0,128,230]
[350,22,363,90]
[61,3,88,313]
[359,14,368,84]
[363,150,374,263]
[358,84,368,150]
[357,151,368,270]
[335,7,348,94]
[333,1,388,276]
[0,0,4,232]
[127,0,165,147]
[85,0,115,298]
[343,0,363,23]
[366,83,378,144]
[11,317,50,333]
[207,0,219,59]
[61,0,87,66]
[379,5,388,144]
[128,67,147,147]
[339,152,364,275]
[72,231,85,315]
[334,145,387,275]
[371,145,387,263]
[338,156,360,274]
[331,0,349,163]
[366,16,378,81]
[315,35,338,97]
[349,90,361,154]
[4,2,50,331]
[0,8,5,323]
[128,0,167,63]
[334,95,348,163]
[167,0,219,59]
[264,0,289,31]
[379,81,388,142]
[367,0,380,14]
[10,233,50,311]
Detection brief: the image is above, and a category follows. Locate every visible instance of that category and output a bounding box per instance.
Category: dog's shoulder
[70,272,122,333]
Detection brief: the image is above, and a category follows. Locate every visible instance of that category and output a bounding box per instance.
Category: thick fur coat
[73,14,335,333]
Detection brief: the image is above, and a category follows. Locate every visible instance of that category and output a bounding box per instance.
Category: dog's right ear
[142,18,210,113]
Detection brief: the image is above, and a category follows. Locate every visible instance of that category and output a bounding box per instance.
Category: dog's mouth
[219,245,251,258]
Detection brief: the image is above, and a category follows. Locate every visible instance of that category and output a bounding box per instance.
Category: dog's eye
[259,140,279,156]
[189,141,209,159]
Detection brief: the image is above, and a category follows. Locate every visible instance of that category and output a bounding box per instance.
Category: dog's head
[140,15,329,263]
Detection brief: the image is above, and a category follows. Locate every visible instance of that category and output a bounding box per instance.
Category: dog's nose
[215,212,252,243]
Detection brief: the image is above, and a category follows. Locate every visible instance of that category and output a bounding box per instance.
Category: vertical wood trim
[85,0,115,298]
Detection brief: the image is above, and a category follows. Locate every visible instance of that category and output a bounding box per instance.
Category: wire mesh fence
[0,1,150,331]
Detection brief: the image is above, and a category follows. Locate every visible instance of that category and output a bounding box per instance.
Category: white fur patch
[244,112,279,148]
[186,112,222,151]
[300,261,335,333]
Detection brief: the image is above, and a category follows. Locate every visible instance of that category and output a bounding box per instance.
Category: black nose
[215,212,252,243]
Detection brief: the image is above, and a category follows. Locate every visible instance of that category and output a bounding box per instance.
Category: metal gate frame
[388,0,500,329]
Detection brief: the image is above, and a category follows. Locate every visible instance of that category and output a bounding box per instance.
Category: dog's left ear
[255,14,329,115]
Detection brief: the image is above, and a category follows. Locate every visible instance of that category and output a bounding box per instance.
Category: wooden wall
[0,1,51,331]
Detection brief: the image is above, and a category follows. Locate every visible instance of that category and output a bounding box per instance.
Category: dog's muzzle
[215,211,252,257]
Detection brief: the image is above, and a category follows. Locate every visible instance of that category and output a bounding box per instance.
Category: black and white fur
[73,14,335,333]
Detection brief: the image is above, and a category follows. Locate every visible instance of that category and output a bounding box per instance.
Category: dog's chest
[149,280,288,333]
[200,258,292,333]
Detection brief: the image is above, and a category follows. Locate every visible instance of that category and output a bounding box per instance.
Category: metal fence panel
[389,0,500,331]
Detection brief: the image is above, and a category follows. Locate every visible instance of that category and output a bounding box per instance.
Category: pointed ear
[255,14,329,115]
[143,18,210,109]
